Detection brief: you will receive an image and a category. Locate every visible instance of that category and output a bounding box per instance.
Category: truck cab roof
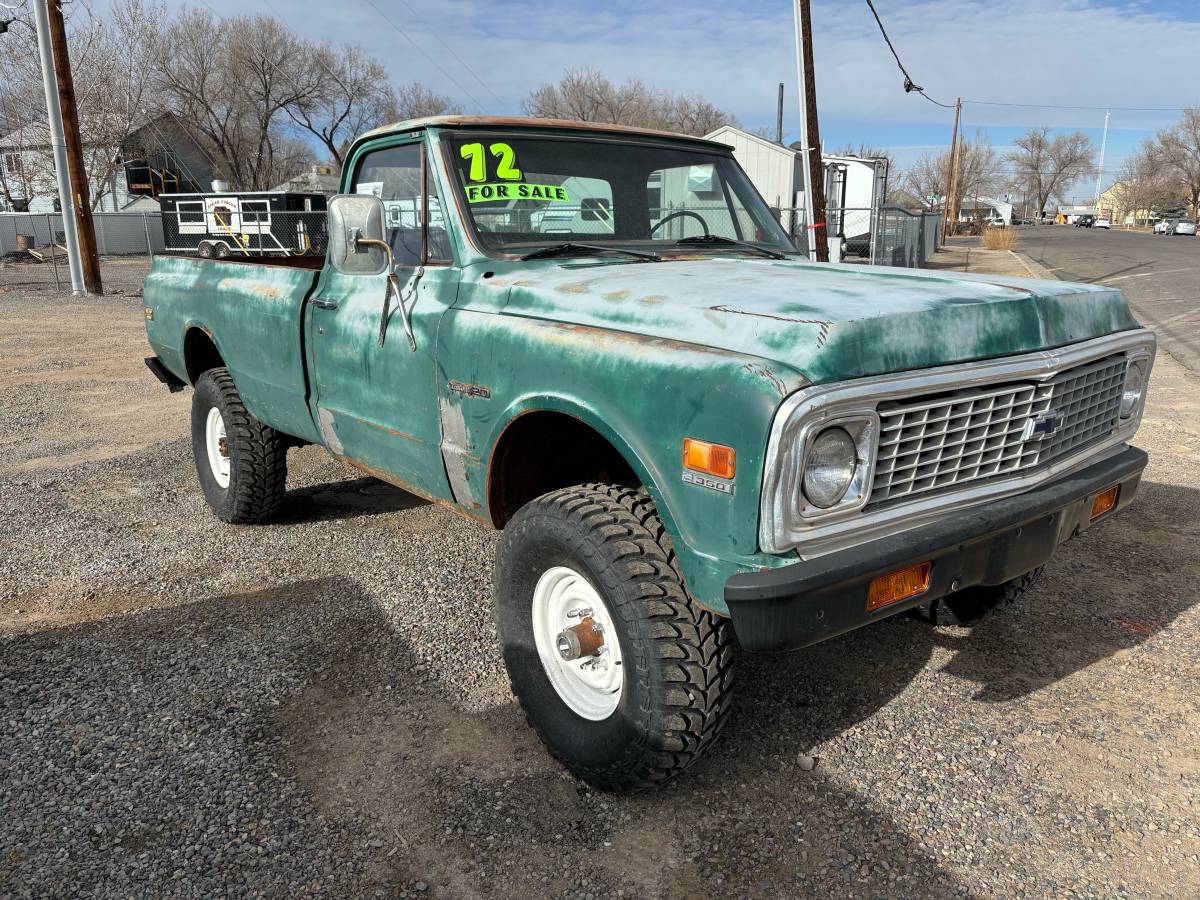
[354,115,728,150]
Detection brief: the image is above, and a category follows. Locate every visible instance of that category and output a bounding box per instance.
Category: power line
[358,0,486,114]
[384,0,502,107]
[964,99,1188,113]
[863,0,956,109]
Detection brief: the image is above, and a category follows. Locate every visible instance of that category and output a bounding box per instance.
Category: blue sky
[145,1,1200,194]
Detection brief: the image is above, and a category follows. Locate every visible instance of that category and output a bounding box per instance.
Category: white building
[0,113,214,213]
[704,125,890,254]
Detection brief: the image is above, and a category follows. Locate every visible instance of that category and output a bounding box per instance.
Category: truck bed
[142,254,323,443]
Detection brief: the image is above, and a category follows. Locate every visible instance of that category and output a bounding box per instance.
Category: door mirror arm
[326,195,420,353]
[353,236,420,352]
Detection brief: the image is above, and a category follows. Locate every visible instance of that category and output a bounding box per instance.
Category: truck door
[306,138,460,501]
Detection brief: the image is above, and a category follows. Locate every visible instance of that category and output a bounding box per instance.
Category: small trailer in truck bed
[159,191,328,259]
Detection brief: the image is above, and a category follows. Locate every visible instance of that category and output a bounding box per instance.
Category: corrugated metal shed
[704,125,803,209]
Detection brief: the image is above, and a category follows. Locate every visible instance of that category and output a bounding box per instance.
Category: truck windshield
[443,133,797,258]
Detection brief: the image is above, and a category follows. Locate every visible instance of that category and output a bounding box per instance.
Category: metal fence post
[47,213,61,292]
[142,213,152,258]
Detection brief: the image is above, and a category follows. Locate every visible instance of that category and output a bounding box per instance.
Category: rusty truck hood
[473,257,1141,384]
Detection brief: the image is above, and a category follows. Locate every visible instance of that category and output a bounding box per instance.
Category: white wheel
[204,406,231,488]
[531,566,624,721]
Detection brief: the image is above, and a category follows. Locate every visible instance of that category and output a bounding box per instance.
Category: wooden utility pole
[943,97,962,241]
[46,0,102,294]
[794,0,828,261]
[940,98,960,240]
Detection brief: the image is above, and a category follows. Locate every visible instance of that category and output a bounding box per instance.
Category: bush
[982,227,1018,250]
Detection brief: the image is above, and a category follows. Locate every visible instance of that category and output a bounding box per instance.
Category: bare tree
[832,143,895,171]
[286,44,392,168]
[898,151,946,210]
[523,67,737,136]
[1107,142,1186,226]
[1153,107,1200,214]
[388,82,461,122]
[158,10,320,189]
[1005,127,1095,217]
[0,0,169,209]
[901,131,997,213]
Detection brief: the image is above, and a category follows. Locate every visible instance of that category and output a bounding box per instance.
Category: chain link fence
[3,204,945,295]
[776,206,942,267]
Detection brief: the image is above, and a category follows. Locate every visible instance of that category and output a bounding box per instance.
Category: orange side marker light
[682,438,736,479]
[1091,485,1119,520]
[867,561,932,612]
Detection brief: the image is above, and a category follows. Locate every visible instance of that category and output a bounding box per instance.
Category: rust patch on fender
[640,295,665,305]
[556,281,590,294]
[742,363,786,396]
[602,290,629,301]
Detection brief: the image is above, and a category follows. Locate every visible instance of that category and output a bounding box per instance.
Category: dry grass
[982,227,1019,251]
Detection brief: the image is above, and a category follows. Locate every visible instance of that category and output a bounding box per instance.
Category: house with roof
[0,112,215,213]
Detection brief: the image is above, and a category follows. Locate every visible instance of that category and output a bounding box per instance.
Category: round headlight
[1120,360,1146,418]
[803,427,857,509]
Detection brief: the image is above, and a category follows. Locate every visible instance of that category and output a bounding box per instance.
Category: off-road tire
[191,367,287,524]
[917,567,1044,626]
[494,483,735,791]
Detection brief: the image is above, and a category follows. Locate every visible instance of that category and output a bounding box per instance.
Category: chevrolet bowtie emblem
[1022,411,1062,441]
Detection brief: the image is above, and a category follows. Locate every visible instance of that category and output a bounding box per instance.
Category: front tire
[494,484,734,791]
[191,367,287,523]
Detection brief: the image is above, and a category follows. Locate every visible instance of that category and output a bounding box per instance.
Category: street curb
[1014,251,1060,281]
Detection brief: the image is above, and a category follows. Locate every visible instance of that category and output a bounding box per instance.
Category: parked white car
[1173,219,1197,236]
[1094,217,1111,229]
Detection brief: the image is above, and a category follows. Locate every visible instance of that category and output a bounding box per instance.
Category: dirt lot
[2,268,1199,898]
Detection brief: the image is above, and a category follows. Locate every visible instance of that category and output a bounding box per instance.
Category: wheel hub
[204,407,231,489]
[531,567,623,720]
[555,616,605,661]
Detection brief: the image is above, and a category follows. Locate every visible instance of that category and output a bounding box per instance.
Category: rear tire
[916,567,1043,626]
[191,367,287,524]
[494,484,735,791]
[197,242,213,258]
[214,241,230,259]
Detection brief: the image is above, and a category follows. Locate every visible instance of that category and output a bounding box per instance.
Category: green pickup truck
[143,115,1155,790]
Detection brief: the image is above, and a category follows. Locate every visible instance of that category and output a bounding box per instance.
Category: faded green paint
[143,120,1146,614]
[143,255,322,443]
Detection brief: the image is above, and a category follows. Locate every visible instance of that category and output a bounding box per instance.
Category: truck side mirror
[328,194,389,275]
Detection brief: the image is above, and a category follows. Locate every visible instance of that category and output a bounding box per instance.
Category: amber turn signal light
[867,561,932,612]
[682,438,736,479]
[1090,485,1119,520]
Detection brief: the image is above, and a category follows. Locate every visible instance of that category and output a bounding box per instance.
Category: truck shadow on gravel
[272,476,431,525]
[5,479,1193,897]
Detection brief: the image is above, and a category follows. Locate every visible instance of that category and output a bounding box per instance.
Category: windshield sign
[445,134,797,258]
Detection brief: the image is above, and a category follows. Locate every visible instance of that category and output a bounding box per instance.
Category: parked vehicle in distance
[1074,214,1095,228]
[1154,218,1175,234]
[141,116,1156,791]
[1094,217,1111,229]
[1173,218,1197,236]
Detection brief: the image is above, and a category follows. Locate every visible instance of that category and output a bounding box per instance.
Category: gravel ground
[2,273,1198,898]
[0,256,150,299]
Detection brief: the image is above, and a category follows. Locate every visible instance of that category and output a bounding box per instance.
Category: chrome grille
[870,354,1126,506]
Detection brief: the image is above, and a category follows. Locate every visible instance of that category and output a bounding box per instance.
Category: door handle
[311,297,338,310]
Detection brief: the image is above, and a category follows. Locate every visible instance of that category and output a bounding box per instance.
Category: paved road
[1017,225,1200,373]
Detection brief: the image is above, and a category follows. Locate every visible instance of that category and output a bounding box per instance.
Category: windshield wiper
[673,235,787,260]
[518,242,661,262]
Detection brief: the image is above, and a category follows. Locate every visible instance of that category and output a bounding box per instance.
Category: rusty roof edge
[355,115,729,149]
